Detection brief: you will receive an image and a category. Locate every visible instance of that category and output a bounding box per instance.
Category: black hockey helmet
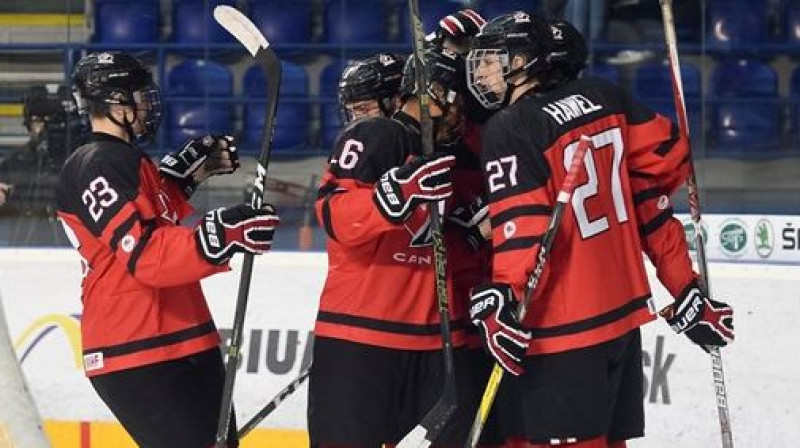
[400,44,466,112]
[466,11,552,109]
[338,52,405,123]
[71,51,162,143]
[543,19,588,89]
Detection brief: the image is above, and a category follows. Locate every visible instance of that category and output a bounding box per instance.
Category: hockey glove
[159,135,240,196]
[195,204,279,265]
[373,153,456,224]
[662,280,734,353]
[447,195,489,250]
[469,283,532,376]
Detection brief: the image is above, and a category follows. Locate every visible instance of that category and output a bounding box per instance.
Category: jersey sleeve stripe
[317,311,471,335]
[85,320,217,358]
[109,212,141,252]
[491,204,552,229]
[655,123,681,156]
[632,187,661,205]
[494,235,542,254]
[639,207,674,237]
[320,191,343,242]
[532,294,651,338]
[126,219,157,274]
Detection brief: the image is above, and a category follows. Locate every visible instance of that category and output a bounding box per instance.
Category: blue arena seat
[583,63,621,84]
[94,0,159,43]
[319,59,350,149]
[166,59,233,146]
[324,0,388,45]
[243,61,309,153]
[248,0,312,44]
[481,0,543,19]
[172,0,235,44]
[633,61,702,139]
[710,59,781,151]
[708,0,768,48]
[785,0,800,43]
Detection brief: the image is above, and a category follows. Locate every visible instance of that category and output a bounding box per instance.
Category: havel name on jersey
[541,94,603,126]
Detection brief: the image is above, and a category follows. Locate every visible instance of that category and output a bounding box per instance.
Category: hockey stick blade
[237,367,311,439]
[213,5,269,57]
[465,136,593,448]
[213,6,283,448]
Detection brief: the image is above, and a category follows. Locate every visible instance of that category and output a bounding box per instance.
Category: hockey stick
[237,366,311,439]
[465,136,593,448]
[395,1,457,447]
[212,6,282,448]
[658,2,733,447]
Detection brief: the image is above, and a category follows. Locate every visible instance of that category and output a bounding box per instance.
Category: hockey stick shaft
[237,367,311,439]
[395,1,456,447]
[465,136,593,448]
[659,2,733,447]
[213,6,282,448]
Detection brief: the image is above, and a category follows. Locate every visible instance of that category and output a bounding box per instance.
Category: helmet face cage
[132,84,162,143]
[466,48,512,110]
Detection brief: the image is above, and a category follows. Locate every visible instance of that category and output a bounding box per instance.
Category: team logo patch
[97,52,114,64]
[754,218,774,259]
[657,194,670,210]
[120,234,136,253]
[83,352,104,371]
[504,221,516,239]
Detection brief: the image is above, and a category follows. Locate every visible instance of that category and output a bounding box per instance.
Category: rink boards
[1,247,798,447]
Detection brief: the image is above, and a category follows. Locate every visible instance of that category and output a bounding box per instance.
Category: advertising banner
[1,248,799,447]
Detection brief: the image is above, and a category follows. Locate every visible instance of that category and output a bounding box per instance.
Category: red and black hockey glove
[159,135,240,197]
[469,283,532,376]
[373,153,456,224]
[195,204,279,265]
[663,280,734,353]
[446,195,489,251]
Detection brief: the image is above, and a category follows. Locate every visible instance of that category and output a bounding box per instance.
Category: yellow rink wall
[44,420,308,448]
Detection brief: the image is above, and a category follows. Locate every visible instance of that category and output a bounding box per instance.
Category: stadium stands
[710,59,782,153]
[94,0,160,44]
[243,60,309,154]
[634,60,702,143]
[166,59,234,146]
[247,0,312,45]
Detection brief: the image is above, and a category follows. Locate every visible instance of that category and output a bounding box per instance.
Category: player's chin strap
[500,56,542,108]
[106,109,139,143]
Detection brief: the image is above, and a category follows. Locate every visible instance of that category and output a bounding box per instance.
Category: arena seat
[710,59,781,151]
[242,61,309,154]
[172,0,235,44]
[94,0,159,43]
[708,0,769,49]
[319,58,349,149]
[633,61,702,141]
[166,59,233,146]
[247,0,312,45]
[481,0,543,19]
[785,0,800,44]
[324,0,388,45]
[584,63,621,84]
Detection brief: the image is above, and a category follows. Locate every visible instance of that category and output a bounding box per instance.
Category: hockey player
[57,51,279,448]
[465,12,734,448]
[338,52,405,124]
[309,44,491,447]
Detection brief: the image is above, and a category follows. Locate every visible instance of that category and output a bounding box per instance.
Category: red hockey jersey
[482,78,695,355]
[57,133,226,376]
[314,112,489,350]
